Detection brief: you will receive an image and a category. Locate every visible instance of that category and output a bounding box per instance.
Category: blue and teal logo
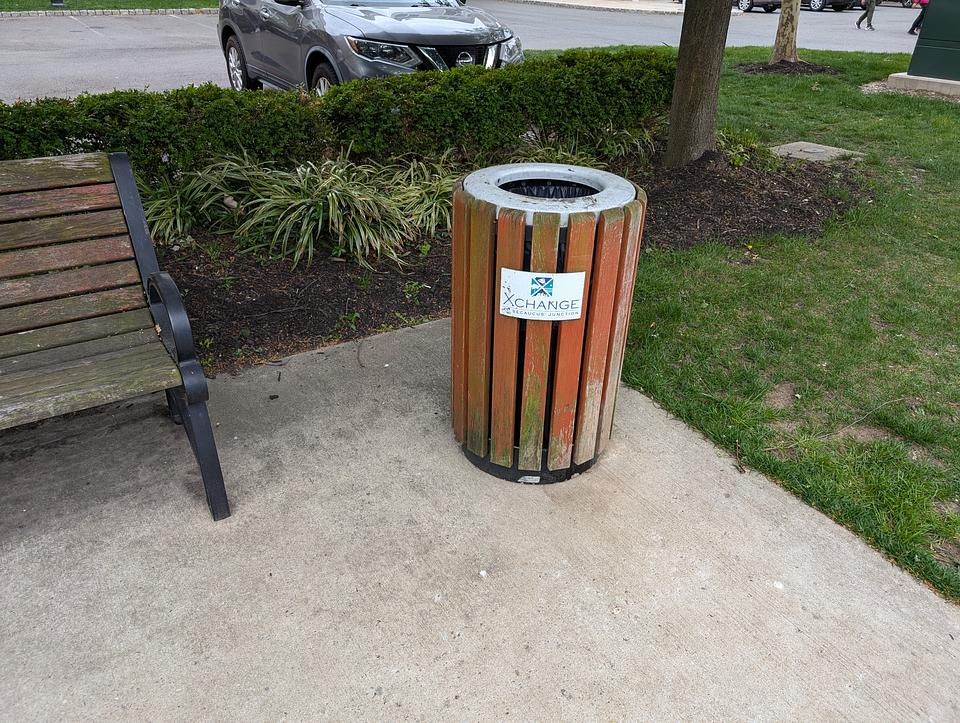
[531,276,554,297]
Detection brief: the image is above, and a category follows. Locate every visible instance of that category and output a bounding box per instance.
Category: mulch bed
[157,238,452,375]
[638,151,862,250]
[735,60,841,76]
[161,153,862,375]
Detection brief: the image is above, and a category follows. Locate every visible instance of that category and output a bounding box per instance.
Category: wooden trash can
[451,164,647,482]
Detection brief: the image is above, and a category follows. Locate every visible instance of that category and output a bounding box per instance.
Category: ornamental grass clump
[146,154,462,266]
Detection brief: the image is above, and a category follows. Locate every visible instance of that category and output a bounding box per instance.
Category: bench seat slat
[0,341,181,431]
[0,183,121,224]
[0,286,146,335]
[0,153,114,194]
[0,309,155,360]
[0,235,134,280]
[0,260,142,309]
[0,210,130,253]
[0,329,158,375]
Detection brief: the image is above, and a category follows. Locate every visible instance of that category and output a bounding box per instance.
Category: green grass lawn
[0,0,214,10]
[623,47,960,599]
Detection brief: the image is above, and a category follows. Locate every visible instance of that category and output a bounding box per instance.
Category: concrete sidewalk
[1,320,957,719]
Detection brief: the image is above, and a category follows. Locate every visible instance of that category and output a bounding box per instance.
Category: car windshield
[322,0,463,5]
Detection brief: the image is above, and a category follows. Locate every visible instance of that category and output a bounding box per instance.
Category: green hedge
[0,48,674,183]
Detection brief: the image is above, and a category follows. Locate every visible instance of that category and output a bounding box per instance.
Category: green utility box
[909,1,960,81]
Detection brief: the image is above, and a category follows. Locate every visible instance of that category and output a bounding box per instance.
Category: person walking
[857,0,876,30]
[908,0,929,35]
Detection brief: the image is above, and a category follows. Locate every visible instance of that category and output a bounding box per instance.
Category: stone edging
[0,7,217,17]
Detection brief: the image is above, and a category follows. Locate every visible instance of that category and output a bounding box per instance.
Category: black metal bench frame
[109,153,231,520]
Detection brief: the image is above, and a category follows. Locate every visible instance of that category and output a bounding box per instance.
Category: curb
[0,7,216,17]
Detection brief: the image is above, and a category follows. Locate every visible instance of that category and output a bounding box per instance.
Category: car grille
[417,44,496,71]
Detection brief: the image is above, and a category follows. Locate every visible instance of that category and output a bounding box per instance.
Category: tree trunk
[664,0,734,169]
[770,0,801,64]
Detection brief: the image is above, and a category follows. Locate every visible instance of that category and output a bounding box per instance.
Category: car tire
[310,63,338,96]
[809,0,825,9]
[738,0,754,11]
[763,4,777,11]
[225,36,261,91]
[832,3,845,9]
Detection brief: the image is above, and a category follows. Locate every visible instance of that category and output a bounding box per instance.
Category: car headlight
[499,34,524,66]
[347,38,420,68]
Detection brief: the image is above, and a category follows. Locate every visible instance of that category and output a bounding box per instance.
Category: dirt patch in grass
[637,153,861,250]
[157,236,451,375]
[735,61,841,76]
[765,382,797,410]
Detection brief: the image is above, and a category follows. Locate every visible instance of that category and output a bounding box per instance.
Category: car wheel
[832,3,845,9]
[900,0,912,6]
[310,63,338,97]
[763,4,777,11]
[738,0,754,11]
[809,0,825,9]
[225,36,260,91]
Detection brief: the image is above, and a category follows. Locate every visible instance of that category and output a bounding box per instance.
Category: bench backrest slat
[0,210,130,253]
[0,308,155,360]
[0,235,134,280]
[0,152,114,194]
[0,260,142,309]
[0,184,122,224]
[0,286,145,336]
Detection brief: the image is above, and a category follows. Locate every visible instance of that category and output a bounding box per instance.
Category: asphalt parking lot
[0,1,920,102]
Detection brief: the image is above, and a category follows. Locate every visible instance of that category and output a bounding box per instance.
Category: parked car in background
[218,0,524,95]
[736,0,857,11]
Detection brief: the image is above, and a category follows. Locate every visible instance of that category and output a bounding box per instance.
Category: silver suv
[218,0,524,94]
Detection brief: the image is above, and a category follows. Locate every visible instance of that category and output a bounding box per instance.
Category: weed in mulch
[735,61,841,76]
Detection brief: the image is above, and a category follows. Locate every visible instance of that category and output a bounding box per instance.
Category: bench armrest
[147,271,208,405]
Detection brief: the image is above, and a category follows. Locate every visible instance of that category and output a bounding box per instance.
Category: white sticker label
[499,268,586,321]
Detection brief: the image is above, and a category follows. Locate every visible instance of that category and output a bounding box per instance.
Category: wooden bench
[0,152,231,521]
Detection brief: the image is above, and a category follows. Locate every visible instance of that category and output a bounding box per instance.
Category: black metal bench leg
[180,399,231,521]
[165,388,184,425]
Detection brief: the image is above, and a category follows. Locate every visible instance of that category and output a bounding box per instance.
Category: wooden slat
[451,187,469,444]
[518,212,560,471]
[0,210,129,253]
[0,235,133,279]
[597,198,646,454]
[0,309,154,360]
[573,208,624,466]
[547,212,597,471]
[0,286,145,335]
[0,153,113,195]
[489,208,525,468]
[0,342,181,431]
[0,183,120,224]
[0,329,157,375]
[0,260,141,308]
[464,196,497,457]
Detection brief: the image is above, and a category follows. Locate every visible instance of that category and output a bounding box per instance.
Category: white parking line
[69,14,106,37]
[167,13,216,31]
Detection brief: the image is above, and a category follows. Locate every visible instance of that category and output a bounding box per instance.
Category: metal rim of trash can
[451,163,648,484]
[462,163,638,226]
